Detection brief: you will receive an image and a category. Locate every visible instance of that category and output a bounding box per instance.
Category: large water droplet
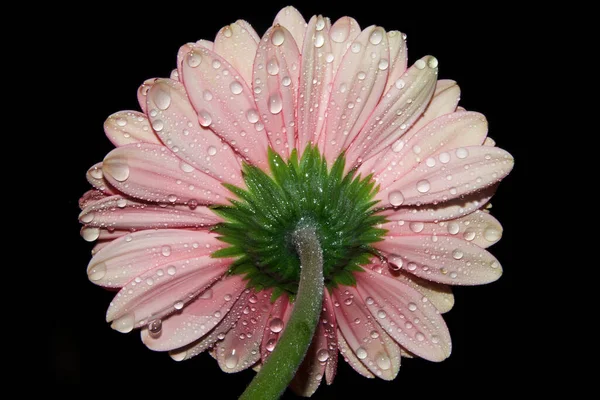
[174,301,184,310]
[314,31,325,48]
[266,339,276,352]
[203,90,213,101]
[484,227,501,242]
[447,222,460,235]
[225,351,239,369]
[375,352,391,370]
[180,162,194,173]
[161,245,172,256]
[112,313,135,333]
[247,109,259,123]
[378,59,389,70]
[230,81,243,95]
[198,111,212,127]
[330,21,349,43]
[271,28,285,46]
[267,58,280,76]
[428,57,439,68]
[82,227,100,242]
[208,146,217,156]
[415,59,426,69]
[104,161,130,182]
[148,319,162,337]
[456,148,469,159]
[369,28,384,45]
[282,76,291,87]
[388,191,404,206]
[417,179,431,193]
[154,88,171,110]
[408,302,417,311]
[356,347,367,360]
[452,249,464,260]
[80,212,94,223]
[269,93,283,114]
[409,222,424,233]
[167,194,177,203]
[88,262,106,281]
[187,52,202,68]
[167,265,177,276]
[269,318,284,333]
[351,42,361,53]
[90,167,103,180]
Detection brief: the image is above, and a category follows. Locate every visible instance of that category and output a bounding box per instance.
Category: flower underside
[211,145,387,300]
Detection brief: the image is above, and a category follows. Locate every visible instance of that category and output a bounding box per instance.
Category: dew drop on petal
[203,90,213,101]
[415,332,425,341]
[161,245,172,256]
[356,347,367,359]
[426,157,436,167]
[428,57,439,68]
[208,146,217,156]
[388,191,404,206]
[439,152,451,163]
[377,310,387,319]
[174,301,184,310]
[267,58,280,76]
[81,212,94,223]
[271,28,285,46]
[148,319,162,337]
[370,330,380,339]
[408,302,417,311]
[268,93,283,114]
[180,162,194,173]
[395,79,406,89]
[247,109,259,123]
[415,59,426,69]
[187,52,202,68]
[409,222,424,233]
[351,42,362,53]
[154,88,171,110]
[330,22,349,43]
[417,180,431,193]
[317,349,330,362]
[282,76,291,87]
[375,352,391,370]
[82,227,100,242]
[447,222,460,235]
[456,148,469,159]
[90,167,103,180]
[452,249,464,260]
[230,81,243,95]
[225,351,239,369]
[167,194,177,203]
[88,262,106,281]
[198,111,212,127]
[266,339,276,352]
[314,32,325,48]
[167,265,177,276]
[269,318,284,333]
[111,313,135,333]
[369,28,384,45]
[484,227,501,242]
[378,59,389,70]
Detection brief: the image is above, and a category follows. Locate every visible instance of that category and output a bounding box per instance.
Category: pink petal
[391,271,454,314]
[356,270,452,362]
[384,209,503,249]
[384,31,407,93]
[333,286,401,380]
[169,289,253,361]
[137,78,158,114]
[322,26,390,162]
[377,146,513,207]
[87,229,224,288]
[347,56,438,167]
[273,6,307,49]
[104,110,160,147]
[181,46,270,169]
[235,20,260,43]
[141,275,246,351]
[253,25,301,158]
[86,162,117,195]
[107,255,231,332]
[215,289,273,372]
[146,79,243,185]
[214,21,259,85]
[484,137,496,147]
[102,143,230,206]
[323,290,339,385]
[79,189,109,209]
[337,330,374,378]
[328,17,361,73]
[375,234,503,285]
[297,15,334,150]
[380,185,496,222]
[78,195,221,231]
[260,295,290,362]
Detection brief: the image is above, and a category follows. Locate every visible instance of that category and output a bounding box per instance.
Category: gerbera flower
[79,6,513,398]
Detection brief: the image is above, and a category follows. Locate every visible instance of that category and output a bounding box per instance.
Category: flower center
[211,145,386,300]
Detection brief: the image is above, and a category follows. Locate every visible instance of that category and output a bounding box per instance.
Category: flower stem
[239,226,324,400]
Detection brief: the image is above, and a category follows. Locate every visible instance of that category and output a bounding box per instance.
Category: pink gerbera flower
[79,6,513,398]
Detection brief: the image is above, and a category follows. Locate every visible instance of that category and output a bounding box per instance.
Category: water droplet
[161,245,172,256]
[224,294,233,301]
[415,332,425,341]
[428,57,439,68]
[395,79,406,89]
[267,58,280,75]
[230,81,243,95]
[378,59,389,70]
[148,319,162,336]
[266,339,276,352]
[282,76,291,87]
[248,294,258,304]
[180,162,194,173]
[388,191,404,206]
[80,211,94,223]
[417,179,431,193]
[447,222,460,235]
[203,90,213,101]
[200,289,213,299]
[317,349,330,362]
[356,347,367,359]
[490,261,500,269]
[146,277,154,286]
[208,146,217,156]
[151,119,164,132]
[325,53,335,63]
[357,71,366,80]
[187,52,202,68]
[88,262,106,281]
[82,227,100,242]
[154,88,171,110]
[484,227,501,242]
[426,157,436,167]
[370,330,380,339]
[198,111,212,127]
[452,249,464,260]
[431,335,440,344]
[269,318,284,333]
[450,272,458,279]
[389,256,403,270]
[268,93,283,114]
[409,222,424,233]
[351,42,362,53]
[456,148,469,159]
[330,22,349,43]
[271,28,285,46]
[212,59,221,69]
[375,352,391,370]
[167,266,177,276]
[407,262,417,271]
[314,31,325,48]
[167,194,177,203]
[366,297,374,305]
[225,351,239,369]
[223,26,233,37]
[90,167,103,180]
[174,301,184,310]
[116,117,127,127]
[112,313,135,333]
[392,140,404,152]
[344,297,353,306]
[377,310,387,319]
[369,28,384,45]
[247,109,259,123]
[415,59,426,69]
[408,302,417,311]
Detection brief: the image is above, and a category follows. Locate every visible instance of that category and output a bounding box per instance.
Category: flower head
[80,6,513,397]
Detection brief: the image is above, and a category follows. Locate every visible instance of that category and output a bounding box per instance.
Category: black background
[52,1,537,394]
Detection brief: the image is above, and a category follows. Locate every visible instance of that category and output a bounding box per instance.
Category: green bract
[211,145,387,300]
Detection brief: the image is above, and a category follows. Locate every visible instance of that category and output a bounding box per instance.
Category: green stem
[239,226,324,400]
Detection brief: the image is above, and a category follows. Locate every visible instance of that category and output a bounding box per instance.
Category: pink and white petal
[381,185,497,222]
[235,20,260,43]
[328,17,361,73]
[87,229,224,288]
[356,270,451,362]
[170,69,180,81]
[333,286,401,380]
[138,78,158,114]
[273,6,307,49]
[377,146,513,207]
[141,275,246,351]
[102,143,229,206]
[484,137,496,147]
[290,314,329,396]
[322,26,390,162]
[78,195,221,231]
[384,31,407,93]
[375,234,503,285]
[79,189,109,209]
[347,56,438,167]
[370,111,487,190]
[215,289,273,373]
[146,79,242,185]
[169,289,253,361]
[104,111,160,147]
[214,21,259,85]
[260,295,290,362]
[297,15,334,150]
[107,255,231,331]
[253,26,300,158]
[337,330,374,379]
[322,290,338,385]
[86,163,117,195]
[181,47,270,169]
[383,209,503,248]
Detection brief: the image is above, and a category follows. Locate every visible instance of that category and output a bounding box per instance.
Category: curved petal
[347,56,438,167]
[102,143,230,206]
[384,31,407,93]
[333,286,401,380]
[214,21,259,85]
[323,290,338,385]
[107,255,230,332]
[137,78,158,114]
[375,234,503,285]
[297,15,334,150]
[87,229,224,288]
[356,270,452,362]
[79,189,108,209]
[260,295,290,362]
[104,110,160,147]
[322,26,390,162]
[337,329,374,378]
[146,79,243,185]
[392,271,454,314]
[78,195,221,231]
[215,289,273,373]
[86,162,117,195]
[181,46,270,169]
[376,146,513,207]
[328,17,361,74]
[253,25,300,158]
[273,6,307,49]
[141,275,246,351]
[383,209,503,248]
